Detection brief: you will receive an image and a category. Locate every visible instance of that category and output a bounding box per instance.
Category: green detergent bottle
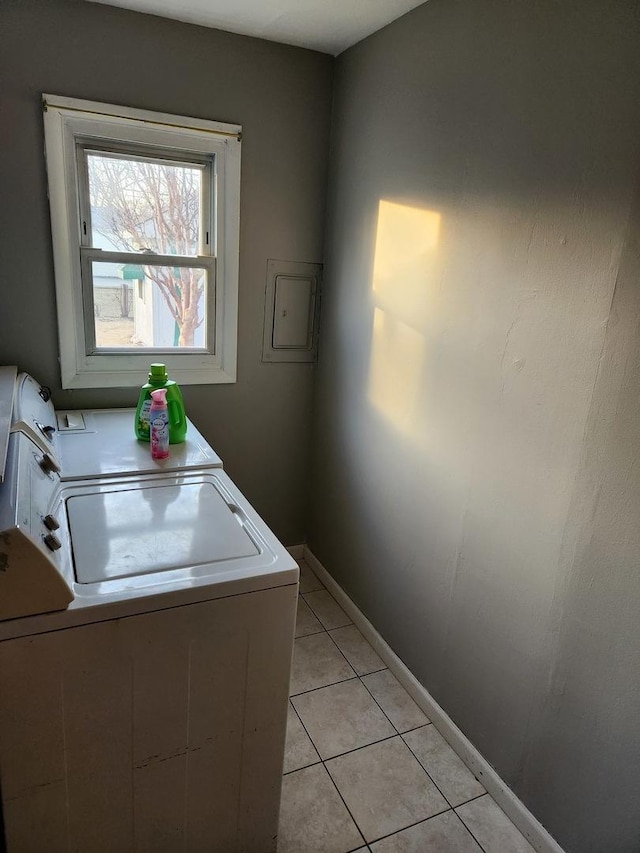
[135,363,187,444]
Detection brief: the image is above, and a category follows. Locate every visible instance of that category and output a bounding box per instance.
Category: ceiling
[85,0,426,55]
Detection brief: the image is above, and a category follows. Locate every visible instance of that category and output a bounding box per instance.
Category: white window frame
[43,94,241,389]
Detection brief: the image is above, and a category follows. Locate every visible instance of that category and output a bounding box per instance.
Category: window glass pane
[91,260,207,349]
[87,153,204,256]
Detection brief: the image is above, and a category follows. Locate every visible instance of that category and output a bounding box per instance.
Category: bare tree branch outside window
[88,154,205,346]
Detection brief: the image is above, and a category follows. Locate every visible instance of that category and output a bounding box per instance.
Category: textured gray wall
[308,1,640,850]
[0,0,333,544]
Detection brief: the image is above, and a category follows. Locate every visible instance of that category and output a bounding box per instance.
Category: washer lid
[67,481,258,583]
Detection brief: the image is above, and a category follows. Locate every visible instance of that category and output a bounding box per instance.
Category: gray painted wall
[3,0,640,848]
[0,0,333,544]
[309,1,640,851]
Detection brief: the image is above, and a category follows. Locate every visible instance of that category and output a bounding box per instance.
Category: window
[43,95,241,388]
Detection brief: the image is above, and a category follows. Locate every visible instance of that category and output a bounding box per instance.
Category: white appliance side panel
[0,619,133,853]
[0,366,17,482]
[0,583,297,853]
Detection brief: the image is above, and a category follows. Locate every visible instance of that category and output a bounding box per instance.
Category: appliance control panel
[11,372,59,460]
[0,431,74,620]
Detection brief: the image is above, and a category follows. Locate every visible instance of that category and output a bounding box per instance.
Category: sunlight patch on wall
[372,200,441,330]
[368,200,441,431]
[369,307,426,431]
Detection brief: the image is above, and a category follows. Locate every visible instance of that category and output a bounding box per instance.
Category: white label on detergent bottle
[139,398,152,437]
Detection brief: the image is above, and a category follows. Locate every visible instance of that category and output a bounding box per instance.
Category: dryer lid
[67,480,258,583]
[57,409,222,480]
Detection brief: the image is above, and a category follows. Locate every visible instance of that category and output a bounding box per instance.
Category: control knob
[39,453,61,475]
[43,533,62,552]
[36,422,56,442]
[43,514,60,531]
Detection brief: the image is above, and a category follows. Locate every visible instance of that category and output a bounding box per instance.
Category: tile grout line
[401,721,434,735]
[368,807,491,853]
[352,659,471,815]
[310,581,493,847]
[291,600,453,848]
[290,592,386,848]
[357,668,427,734]
[297,584,410,724]
[290,610,358,695]
[455,791,490,808]
[324,618,390,678]
[302,549,560,853]
[286,698,321,772]
[290,581,491,851]
[295,627,326,639]
[453,800,493,853]
[396,729,459,814]
[295,589,449,792]
[319,732,402,764]
[363,804,454,848]
[326,628,389,679]
[290,673,360,699]
[399,726,486,814]
[321,756,371,851]
[304,613,424,749]
[301,590,353,632]
[290,676,368,851]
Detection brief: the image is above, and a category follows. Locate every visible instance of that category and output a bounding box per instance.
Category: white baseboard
[303,546,565,853]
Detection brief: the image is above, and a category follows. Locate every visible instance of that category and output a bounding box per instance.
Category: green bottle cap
[149,363,167,380]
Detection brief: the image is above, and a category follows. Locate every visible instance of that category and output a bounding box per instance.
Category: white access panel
[273,275,314,348]
[262,259,321,363]
[0,583,297,853]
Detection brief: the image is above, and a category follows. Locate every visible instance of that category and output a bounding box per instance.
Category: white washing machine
[0,368,298,853]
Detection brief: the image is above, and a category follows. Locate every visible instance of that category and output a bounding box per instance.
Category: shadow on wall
[334,194,583,713]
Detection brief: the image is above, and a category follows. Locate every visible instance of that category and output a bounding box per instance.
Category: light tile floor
[278,559,537,853]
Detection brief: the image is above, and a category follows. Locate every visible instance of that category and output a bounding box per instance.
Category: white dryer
[0,367,298,853]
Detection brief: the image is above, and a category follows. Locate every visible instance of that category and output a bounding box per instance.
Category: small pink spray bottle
[149,388,170,460]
